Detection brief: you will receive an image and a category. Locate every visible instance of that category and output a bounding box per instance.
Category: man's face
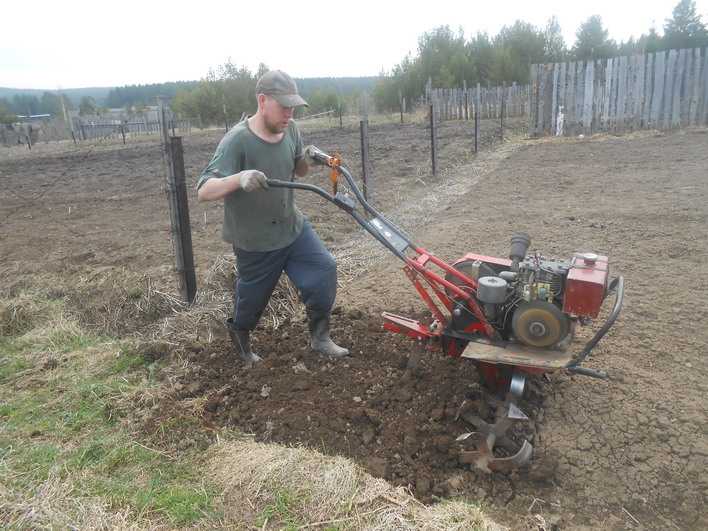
[260,95,294,134]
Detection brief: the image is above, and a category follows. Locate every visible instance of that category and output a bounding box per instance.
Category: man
[197,69,349,365]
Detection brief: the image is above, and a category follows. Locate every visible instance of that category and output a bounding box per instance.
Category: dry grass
[0,475,144,531]
[206,439,504,530]
[0,293,51,337]
[151,253,307,347]
[0,293,217,529]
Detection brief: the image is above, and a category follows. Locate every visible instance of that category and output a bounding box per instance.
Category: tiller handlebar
[269,152,496,339]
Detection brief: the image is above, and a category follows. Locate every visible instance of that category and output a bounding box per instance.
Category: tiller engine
[268,147,624,473]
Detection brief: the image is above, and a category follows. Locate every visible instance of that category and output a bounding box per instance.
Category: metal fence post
[430,104,437,176]
[159,96,197,304]
[500,83,506,141]
[360,119,370,201]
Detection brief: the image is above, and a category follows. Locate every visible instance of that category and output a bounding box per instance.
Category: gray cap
[256,70,308,108]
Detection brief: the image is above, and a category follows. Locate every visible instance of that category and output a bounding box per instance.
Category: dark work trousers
[232,221,337,330]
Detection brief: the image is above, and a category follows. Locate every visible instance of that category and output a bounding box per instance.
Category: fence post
[429,103,437,176]
[475,84,481,153]
[500,83,506,140]
[360,118,370,201]
[463,80,469,120]
[398,89,404,123]
[159,96,197,304]
[120,123,126,144]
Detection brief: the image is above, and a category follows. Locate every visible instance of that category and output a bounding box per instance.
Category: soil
[1,122,706,530]
[170,312,545,498]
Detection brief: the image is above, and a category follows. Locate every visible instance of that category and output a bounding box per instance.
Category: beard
[264,115,286,135]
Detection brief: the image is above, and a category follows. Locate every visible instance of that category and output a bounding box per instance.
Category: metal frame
[268,150,623,380]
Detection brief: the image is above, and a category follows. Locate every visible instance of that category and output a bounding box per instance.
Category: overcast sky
[2,0,707,89]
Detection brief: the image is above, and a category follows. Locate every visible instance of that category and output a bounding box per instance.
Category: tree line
[373,0,708,111]
[0,68,377,127]
[0,92,73,124]
[169,62,377,127]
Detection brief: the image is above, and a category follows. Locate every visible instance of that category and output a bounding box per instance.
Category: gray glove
[303,145,318,166]
[303,145,329,166]
[238,170,268,192]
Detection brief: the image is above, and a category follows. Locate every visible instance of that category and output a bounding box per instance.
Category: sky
[2,0,707,90]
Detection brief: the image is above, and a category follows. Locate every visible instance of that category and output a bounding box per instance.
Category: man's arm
[292,122,309,178]
[197,170,268,202]
[197,174,240,202]
[294,157,309,177]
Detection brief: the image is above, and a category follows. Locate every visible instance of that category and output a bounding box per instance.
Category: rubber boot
[309,313,349,358]
[226,318,262,365]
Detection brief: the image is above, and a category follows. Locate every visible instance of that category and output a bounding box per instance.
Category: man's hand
[303,145,327,166]
[239,170,268,192]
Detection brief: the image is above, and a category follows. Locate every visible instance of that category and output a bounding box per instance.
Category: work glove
[303,145,327,166]
[238,170,268,192]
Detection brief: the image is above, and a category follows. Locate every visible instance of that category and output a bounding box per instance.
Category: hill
[0,77,380,110]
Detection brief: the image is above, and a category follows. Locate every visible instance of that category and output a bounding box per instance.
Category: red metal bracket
[382,312,436,340]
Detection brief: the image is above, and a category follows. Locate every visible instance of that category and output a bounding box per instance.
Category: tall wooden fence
[529,47,708,136]
[427,82,529,121]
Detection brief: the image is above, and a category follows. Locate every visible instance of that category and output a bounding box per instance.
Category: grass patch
[0,294,221,528]
[256,489,304,530]
[106,350,149,374]
[0,347,31,383]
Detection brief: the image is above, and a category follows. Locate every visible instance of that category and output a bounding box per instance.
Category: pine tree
[664,0,708,49]
[544,16,567,62]
[572,15,617,60]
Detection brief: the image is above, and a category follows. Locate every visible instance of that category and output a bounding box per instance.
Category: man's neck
[248,113,284,143]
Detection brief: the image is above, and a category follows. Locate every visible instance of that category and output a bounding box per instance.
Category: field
[1,117,706,530]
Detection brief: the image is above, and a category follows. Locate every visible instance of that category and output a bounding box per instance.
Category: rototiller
[267,146,624,473]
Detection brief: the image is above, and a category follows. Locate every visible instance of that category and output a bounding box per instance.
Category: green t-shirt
[197,119,305,251]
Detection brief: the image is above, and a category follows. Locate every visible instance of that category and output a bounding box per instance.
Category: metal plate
[369,217,409,253]
[461,339,573,369]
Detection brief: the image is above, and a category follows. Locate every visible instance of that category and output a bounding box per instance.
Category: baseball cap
[256,70,309,108]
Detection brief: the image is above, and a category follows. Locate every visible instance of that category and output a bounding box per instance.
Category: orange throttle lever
[328,154,341,195]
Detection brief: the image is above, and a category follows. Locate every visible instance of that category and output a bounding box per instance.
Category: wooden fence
[427,82,529,121]
[529,47,708,136]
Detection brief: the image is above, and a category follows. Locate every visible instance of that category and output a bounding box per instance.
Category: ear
[257,94,267,110]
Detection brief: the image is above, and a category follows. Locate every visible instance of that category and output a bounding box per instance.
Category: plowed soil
[1,122,706,530]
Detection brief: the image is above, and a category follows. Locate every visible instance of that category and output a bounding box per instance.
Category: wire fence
[0,112,524,285]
